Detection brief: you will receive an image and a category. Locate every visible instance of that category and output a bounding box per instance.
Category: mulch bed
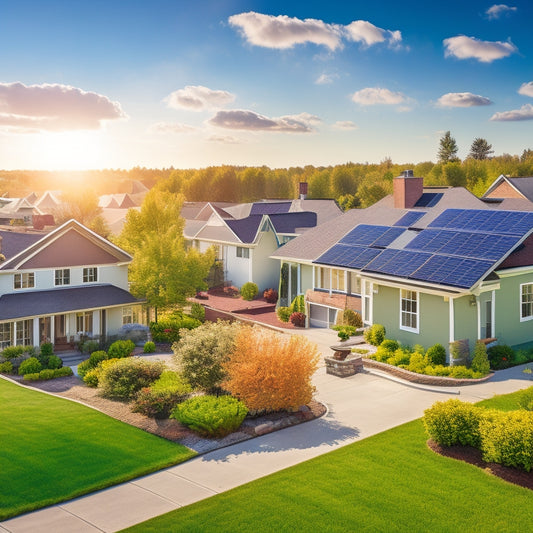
[428,440,533,491]
[5,374,326,451]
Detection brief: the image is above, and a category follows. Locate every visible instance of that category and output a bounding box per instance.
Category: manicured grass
[0,378,196,520]
[123,391,533,533]
[477,385,533,411]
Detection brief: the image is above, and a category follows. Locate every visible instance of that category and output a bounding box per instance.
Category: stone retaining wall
[362,358,494,387]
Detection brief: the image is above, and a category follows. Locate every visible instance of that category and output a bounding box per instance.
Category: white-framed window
[76,312,93,334]
[16,320,32,345]
[122,306,140,325]
[54,268,70,286]
[315,266,330,290]
[314,267,345,292]
[0,322,11,349]
[521,283,533,322]
[331,269,345,292]
[14,272,35,289]
[236,247,250,259]
[83,267,98,283]
[363,280,373,324]
[348,272,361,295]
[400,289,419,333]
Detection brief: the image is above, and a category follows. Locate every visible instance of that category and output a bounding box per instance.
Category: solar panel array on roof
[415,193,443,207]
[394,211,426,227]
[314,208,533,290]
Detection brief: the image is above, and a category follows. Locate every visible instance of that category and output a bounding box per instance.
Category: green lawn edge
[0,377,197,521]
[122,389,533,533]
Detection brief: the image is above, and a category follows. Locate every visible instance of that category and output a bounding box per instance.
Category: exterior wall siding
[251,230,280,291]
[452,294,478,353]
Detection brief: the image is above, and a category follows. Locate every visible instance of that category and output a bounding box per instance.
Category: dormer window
[55,269,70,286]
[14,272,34,289]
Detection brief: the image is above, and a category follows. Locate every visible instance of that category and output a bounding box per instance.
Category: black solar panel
[415,193,443,207]
[339,225,390,246]
[364,249,431,277]
[394,211,426,227]
[315,244,381,269]
[372,227,405,247]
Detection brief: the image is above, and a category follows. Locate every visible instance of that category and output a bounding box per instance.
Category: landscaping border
[362,358,494,386]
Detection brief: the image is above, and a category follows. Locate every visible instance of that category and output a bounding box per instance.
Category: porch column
[93,311,100,339]
[33,319,39,348]
[448,297,455,344]
[50,316,55,344]
[492,290,496,338]
[476,296,481,340]
[13,321,17,346]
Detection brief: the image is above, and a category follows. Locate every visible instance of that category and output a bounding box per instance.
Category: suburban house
[272,171,533,356]
[483,175,533,205]
[183,198,342,292]
[0,219,144,350]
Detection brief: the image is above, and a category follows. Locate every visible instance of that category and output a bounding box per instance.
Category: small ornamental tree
[223,327,320,412]
[471,341,490,375]
[172,320,241,393]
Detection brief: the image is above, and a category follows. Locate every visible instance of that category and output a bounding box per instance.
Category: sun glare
[33,131,109,171]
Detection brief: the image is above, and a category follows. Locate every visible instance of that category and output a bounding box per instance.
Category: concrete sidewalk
[2,329,532,532]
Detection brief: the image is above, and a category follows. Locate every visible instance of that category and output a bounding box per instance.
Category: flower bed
[363,358,494,387]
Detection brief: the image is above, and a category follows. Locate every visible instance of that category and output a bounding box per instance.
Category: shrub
[479,409,533,471]
[0,361,13,373]
[54,367,73,377]
[81,339,100,355]
[108,339,135,359]
[23,373,41,381]
[98,358,165,400]
[380,339,400,352]
[172,395,248,438]
[513,350,531,365]
[131,371,192,418]
[517,387,533,411]
[47,355,63,370]
[18,357,42,376]
[173,321,241,393]
[2,346,26,360]
[77,359,92,379]
[343,309,363,328]
[276,306,291,323]
[388,348,411,367]
[150,314,201,344]
[471,341,490,375]
[89,350,108,366]
[143,341,156,354]
[407,352,426,373]
[364,324,386,346]
[289,295,305,314]
[450,340,469,366]
[189,302,205,322]
[423,399,482,447]
[40,342,54,357]
[290,312,306,327]
[448,366,481,379]
[39,369,55,380]
[83,368,100,387]
[426,344,447,366]
[337,329,350,341]
[223,327,319,412]
[487,344,515,370]
[263,288,278,303]
[240,282,259,301]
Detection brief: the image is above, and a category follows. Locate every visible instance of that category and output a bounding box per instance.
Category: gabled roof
[0,230,44,260]
[226,215,263,243]
[312,208,533,292]
[0,219,132,270]
[483,175,533,202]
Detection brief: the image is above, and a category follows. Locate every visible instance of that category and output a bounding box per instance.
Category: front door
[54,314,66,344]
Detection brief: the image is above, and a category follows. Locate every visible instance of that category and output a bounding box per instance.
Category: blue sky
[0,0,532,170]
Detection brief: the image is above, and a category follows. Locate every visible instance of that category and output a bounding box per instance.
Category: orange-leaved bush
[223,327,319,412]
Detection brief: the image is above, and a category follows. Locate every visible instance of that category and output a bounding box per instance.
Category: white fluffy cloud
[436,92,493,107]
[228,12,401,51]
[208,109,318,133]
[0,81,125,132]
[315,73,336,85]
[486,4,517,19]
[490,104,533,121]
[345,20,401,47]
[443,35,517,63]
[332,121,358,130]
[518,82,533,98]
[148,122,197,134]
[164,85,235,111]
[351,87,406,106]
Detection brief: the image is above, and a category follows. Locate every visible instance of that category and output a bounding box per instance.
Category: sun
[33,130,109,170]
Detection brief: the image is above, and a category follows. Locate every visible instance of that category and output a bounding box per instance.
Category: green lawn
[0,378,196,520]
[123,390,533,533]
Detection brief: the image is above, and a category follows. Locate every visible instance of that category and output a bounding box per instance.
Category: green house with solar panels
[272,171,533,358]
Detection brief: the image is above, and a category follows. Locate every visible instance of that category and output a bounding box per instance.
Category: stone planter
[325,355,363,377]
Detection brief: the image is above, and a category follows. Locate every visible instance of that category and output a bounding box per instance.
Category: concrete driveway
[2,328,532,533]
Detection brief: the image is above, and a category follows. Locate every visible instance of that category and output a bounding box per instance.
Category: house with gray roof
[272,171,533,357]
[484,175,533,203]
[183,199,341,291]
[0,219,144,351]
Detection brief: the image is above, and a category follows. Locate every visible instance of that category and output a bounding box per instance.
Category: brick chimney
[299,182,308,200]
[393,170,423,209]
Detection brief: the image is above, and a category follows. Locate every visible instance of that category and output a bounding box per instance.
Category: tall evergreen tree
[468,138,494,160]
[437,131,459,163]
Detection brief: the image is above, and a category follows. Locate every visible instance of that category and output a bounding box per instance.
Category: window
[331,269,345,292]
[14,272,34,289]
[315,267,345,292]
[76,312,93,334]
[348,272,361,295]
[122,306,140,325]
[521,283,533,321]
[83,267,98,283]
[315,266,330,290]
[54,269,70,286]
[400,289,419,333]
[236,247,250,258]
[16,320,32,345]
[0,323,11,349]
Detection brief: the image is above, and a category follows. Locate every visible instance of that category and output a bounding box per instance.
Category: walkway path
[2,328,532,533]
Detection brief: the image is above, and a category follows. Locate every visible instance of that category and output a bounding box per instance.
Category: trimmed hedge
[276,306,291,323]
[172,395,248,438]
[364,324,386,346]
[143,341,156,354]
[23,367,73,381]
[240,282,258,301]
[18,357,42,376]
[108,340,135,359]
